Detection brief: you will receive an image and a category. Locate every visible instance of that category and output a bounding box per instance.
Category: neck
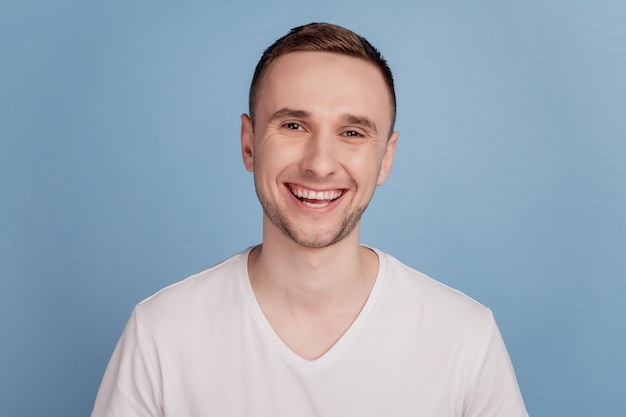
[248,219,378,311]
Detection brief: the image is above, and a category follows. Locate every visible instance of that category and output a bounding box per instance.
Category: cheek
[346,158,379,193]
[253,142,296,177]
[345,152,384,183]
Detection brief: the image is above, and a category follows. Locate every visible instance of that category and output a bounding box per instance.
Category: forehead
[255,52,393,127]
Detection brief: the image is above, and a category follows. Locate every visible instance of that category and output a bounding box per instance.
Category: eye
[342,130,363,138]
[284,122,303,131]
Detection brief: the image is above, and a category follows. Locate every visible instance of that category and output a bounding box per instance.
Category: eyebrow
[267,108,310,124]
[341,113,378,136]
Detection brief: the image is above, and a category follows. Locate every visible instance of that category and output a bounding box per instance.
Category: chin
[279,218,362,249]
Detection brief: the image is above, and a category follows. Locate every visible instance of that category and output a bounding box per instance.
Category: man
[92,22,528,416]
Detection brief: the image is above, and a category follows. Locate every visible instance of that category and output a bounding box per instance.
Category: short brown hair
[248,22,396,131]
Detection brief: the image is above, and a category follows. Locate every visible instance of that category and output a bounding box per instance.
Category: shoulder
[133,249,250,328]
[375,249,495,329]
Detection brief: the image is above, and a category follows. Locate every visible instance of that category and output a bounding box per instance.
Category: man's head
[241,23,398,249]
[248,22,396,132]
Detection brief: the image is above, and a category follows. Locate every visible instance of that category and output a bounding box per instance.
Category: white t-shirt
[92,247,528,417]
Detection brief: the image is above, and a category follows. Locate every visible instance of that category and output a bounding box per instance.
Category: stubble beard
[255,184,371,249]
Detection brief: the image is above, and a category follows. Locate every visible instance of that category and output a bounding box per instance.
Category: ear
[376,131,399,186]
[241,114,254,172]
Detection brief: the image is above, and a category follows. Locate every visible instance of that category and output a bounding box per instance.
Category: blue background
[1,0,625,416]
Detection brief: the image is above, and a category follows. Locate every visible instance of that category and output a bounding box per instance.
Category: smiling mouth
[287,184,344,208]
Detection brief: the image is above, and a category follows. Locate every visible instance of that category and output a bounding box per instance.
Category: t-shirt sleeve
[463,310,529,417]
[92,307,163,417]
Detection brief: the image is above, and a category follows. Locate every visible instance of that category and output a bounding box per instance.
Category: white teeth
[291,186,342,201]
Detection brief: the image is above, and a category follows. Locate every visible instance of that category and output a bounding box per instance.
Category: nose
[299,131,339,178]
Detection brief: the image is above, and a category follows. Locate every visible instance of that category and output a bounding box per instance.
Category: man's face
[241,51,398,249]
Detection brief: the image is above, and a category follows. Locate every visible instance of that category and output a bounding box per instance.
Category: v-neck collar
[237,245,387,374]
